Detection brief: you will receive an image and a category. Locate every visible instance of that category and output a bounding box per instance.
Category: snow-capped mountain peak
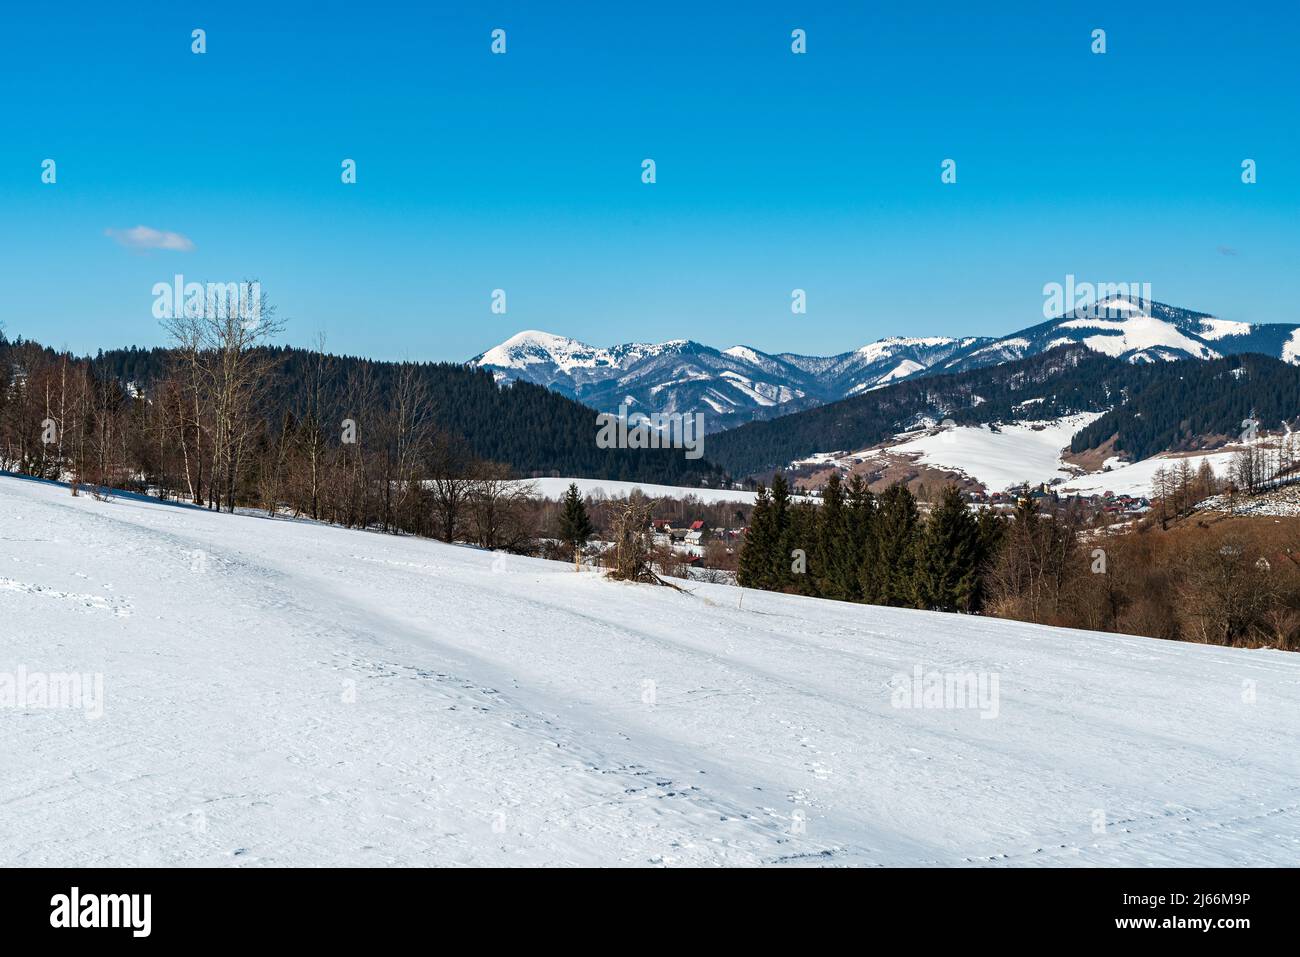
[472,330,608,371]
[854,335,959,362]
[1058,312,1220,361]
[722,345,769,364]
[1198,318,1254,340]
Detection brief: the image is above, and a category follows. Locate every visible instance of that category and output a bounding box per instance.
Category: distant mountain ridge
[472,299,1300,430]
[473,330,995,431]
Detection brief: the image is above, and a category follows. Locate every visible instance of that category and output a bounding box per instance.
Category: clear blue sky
[3,1,1298,361]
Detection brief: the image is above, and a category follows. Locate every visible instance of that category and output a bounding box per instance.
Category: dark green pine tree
[913,485,982,612]
[813,472,848,599]
[557,482,594,571]
[841,473,875,602]
[863,481,919,606]
[786,502,820,596]
[768,472,794,592]
[737,484,774,589]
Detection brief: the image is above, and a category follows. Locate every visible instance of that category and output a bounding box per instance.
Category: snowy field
[526,476,775,504]
[1058,450,1240,496]
[883,414,1104,491]
[2,473,1298,867]
[798,416,1260,499]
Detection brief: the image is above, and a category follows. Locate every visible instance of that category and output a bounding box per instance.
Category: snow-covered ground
[881,414,1104,491]
[527,476,768,504]
[3,473,1298,867]
[1198,484,1300,518]
[1058,313,1219,359]
[1284,329,1300,365]
[797,414,1104,491]
[794,418,1282,500]
[1058,450,1241,497]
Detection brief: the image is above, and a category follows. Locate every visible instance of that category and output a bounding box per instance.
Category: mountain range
[472,299,1300,431]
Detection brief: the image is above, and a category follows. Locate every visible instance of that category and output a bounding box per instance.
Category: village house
[648,519,709,548]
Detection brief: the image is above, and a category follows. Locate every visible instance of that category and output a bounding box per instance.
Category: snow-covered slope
[526,477,767,505]
[939,299,1300,373]
[816,336,987,390]
[1057,313,1219,360]
[877,414,1105,490]
[1058,450,1242,497]
[523,476,816,506]
[3,473,1298,866]
[802,418,1262,498]
[1284,329,1300,365]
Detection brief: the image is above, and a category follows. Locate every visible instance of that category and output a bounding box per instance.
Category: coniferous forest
[738,474,1003,612]
[708,346,1300,478]
[736,472,1300,651]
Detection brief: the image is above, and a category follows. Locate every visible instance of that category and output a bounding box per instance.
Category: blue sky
[3,1,1298,361]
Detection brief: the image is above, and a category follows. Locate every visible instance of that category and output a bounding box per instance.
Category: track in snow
[2,473,1297,866]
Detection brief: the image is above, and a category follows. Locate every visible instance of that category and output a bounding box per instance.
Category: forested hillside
[707,347,1123,476]
[706,346,1300,477]
[1069,353,1300,460]
[4,338,726,487]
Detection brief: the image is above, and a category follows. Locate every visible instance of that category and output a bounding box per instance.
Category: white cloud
[105,225,195,252]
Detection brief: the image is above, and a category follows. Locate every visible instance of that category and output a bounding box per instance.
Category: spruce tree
[913,485,981,611]
[558,482,593,571]
[786,502,820,596]
[768,472,793,591]
[813,472,848,599]
[842,473,875,602]
[737,484,773,589]
[863,482,919,606]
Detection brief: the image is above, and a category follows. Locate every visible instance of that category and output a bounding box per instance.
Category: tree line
[738,473,1005,612]
[0,311,726,535]
[736,471,1300,651]
[2,329,725,499]
[1070,354,1300,461]
[1,344,558,552]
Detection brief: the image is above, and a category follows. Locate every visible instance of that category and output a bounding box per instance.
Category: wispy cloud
[105,225,195,252]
